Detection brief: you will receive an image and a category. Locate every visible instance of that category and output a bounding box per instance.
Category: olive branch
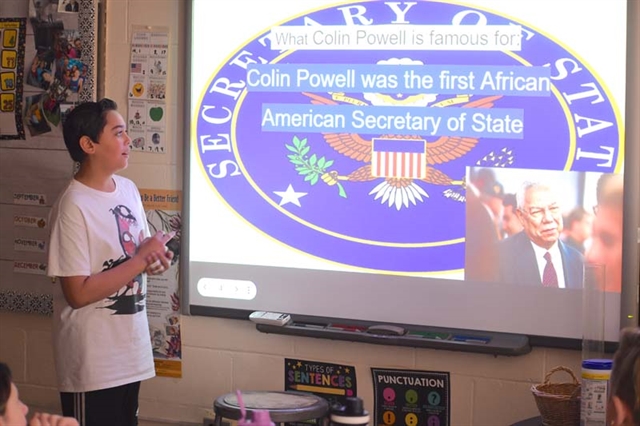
[286,136,346,198]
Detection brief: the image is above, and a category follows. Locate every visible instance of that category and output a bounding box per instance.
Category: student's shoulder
[114,174,140,192]
[114,174,137,187]
[49,182,95,226]
[114,175,143,201]
[55,180,91,209]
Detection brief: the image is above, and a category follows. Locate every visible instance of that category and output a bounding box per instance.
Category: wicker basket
[531,366,581,426]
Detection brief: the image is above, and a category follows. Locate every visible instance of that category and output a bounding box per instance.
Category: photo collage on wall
[22,0,92,138]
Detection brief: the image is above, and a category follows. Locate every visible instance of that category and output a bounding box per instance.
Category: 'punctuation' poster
[372,367,450,426]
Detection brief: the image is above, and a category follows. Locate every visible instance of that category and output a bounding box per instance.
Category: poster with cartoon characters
[141,189,182,378]
[127,28,168,154]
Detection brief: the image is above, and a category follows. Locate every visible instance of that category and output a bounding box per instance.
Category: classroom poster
[372,368,450,426]
[141,189,182,378]
[0,18,26,139]
[24,0,95,137]
[127,29,169,154]
[285,358,357,425]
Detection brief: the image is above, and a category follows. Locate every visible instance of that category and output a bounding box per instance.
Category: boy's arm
[59,231,173,309]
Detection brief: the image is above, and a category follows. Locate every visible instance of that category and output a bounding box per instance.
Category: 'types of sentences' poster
[285,358,357,424]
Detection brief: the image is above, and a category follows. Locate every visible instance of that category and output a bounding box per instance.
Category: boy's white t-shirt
[47,175,155,393]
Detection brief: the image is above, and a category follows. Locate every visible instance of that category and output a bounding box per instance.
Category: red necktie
[542,252,558,287]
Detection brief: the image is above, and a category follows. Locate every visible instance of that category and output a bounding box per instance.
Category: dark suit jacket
[496,231,584,289]
[465,188,500,282]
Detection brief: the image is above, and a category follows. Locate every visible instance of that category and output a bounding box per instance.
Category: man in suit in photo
[561,206,593,254]
[464,179,501,282]
[501,193,524,239]
[496,182,584,289]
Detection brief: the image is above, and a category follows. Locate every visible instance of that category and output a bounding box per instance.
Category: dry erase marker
[366,325,406,336]
[451,335,490,344]
[292,322,327,329]
[328,324,367,332]
[406,331,451,340]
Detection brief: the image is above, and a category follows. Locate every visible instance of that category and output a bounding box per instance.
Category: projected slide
[191,0,624,278]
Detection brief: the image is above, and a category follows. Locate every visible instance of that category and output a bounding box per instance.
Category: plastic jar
[580,358,612,426]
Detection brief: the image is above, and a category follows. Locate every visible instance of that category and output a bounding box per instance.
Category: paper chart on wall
[127,29,168,154]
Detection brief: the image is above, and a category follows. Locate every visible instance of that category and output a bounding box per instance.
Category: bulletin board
[0,0,99,315]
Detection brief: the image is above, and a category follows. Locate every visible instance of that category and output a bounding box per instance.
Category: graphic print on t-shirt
[102,204,146,315]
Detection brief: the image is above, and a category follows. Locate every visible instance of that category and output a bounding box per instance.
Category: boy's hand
[138,231,175,274]
[146,249,174,275]
[137,231,175,259]
[30,412,79,426]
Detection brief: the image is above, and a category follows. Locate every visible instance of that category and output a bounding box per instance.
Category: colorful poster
[285,358,357,425]
[4,0,99,143]
[128,29,168,153]
[141,189,182,378]
[372,368,450,426]
[0,18,26,139]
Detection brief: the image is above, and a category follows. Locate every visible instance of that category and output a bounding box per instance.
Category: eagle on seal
[301,92,502,209]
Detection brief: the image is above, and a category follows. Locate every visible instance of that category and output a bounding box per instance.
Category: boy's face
[93,110,131,172]
[0,383,29,426]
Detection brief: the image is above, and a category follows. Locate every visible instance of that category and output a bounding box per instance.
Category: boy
[47,99,173,425]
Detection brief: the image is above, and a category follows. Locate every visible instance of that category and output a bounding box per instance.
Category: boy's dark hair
[610,327,640,424]
[0,362,12,415]
[62,98,118,163]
